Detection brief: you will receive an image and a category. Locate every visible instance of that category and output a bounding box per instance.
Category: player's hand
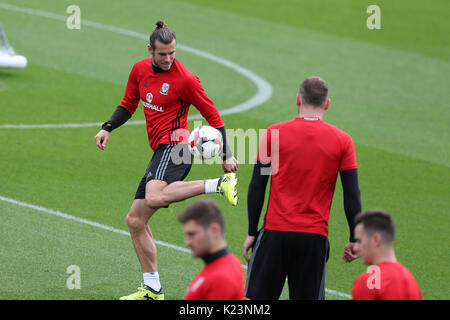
[243,235,255,263]
[342,242,359,263]
[94,129,110,150]
[222,156,238,173]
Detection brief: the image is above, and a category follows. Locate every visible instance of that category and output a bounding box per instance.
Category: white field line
[0,2,273,129]
[0,194,190,254]
[0,194,352,299]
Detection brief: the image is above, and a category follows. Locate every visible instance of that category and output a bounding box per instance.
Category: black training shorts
[134,144,193,200]
[245,229,330,300]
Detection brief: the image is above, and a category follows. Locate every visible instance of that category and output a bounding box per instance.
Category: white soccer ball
[188,126,223,160]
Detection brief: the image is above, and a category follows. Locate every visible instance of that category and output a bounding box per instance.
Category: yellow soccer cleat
[119,285,164,300]
[217,172,238,206]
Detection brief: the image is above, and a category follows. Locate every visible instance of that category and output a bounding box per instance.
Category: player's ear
[147,44,154,55]
[373,232,383,247]
[324,98,330,110]
[296,94,302,107]
[209,223,222,238]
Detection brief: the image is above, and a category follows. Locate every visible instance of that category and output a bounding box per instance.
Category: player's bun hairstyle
[299,76,329,108]
[155,20,165,29]
[149,20,176,49]
[178,199,225,235]
[354,209,396,245]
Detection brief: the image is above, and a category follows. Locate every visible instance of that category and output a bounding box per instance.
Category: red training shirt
[184,254,244,300]
[257,118,357,237]
[352,261,422,300]
[120,58,224,151]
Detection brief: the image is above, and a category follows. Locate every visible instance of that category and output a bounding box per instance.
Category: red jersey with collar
[184,254,244,300]
[120,58,224,151]
[257,118,357,237]
[352,261,422,300]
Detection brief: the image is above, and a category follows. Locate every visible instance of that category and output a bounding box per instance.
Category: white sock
[143,272,161,292]
[204,178,220,193]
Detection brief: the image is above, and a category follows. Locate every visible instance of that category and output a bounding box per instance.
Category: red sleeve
[339,134,358,171]
[183,74,224,128]
[120,63,140,115]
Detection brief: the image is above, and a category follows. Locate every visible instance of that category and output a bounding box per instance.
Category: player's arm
[183,75,237,172]
[94,106,132,150]
[243,160,271,262]
[215,126,237,172]
[94,63,139,150]
[102,105,132,132]
[340,168,362,262]
[215,126,232,160]
[341,168,361,242]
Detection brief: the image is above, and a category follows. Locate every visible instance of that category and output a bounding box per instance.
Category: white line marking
[0,194,190,254]
[0,3,273,129]
[0,194,352,299]
[0,122,107,129]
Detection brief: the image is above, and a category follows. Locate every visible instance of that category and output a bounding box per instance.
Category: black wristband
[101,122,113,132]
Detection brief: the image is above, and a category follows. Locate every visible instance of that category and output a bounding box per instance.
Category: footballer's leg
[144,144,238,207]
[121,199,165,300]
[146,174,238,208]
[145,179,204,208]
[126,199,158,273]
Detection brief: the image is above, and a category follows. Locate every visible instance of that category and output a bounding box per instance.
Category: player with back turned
[94,21,238,300]
[243,76,362,300]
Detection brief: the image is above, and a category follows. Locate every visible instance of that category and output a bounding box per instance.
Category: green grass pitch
[0,0,448,299]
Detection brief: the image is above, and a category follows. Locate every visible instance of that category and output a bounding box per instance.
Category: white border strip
[0,194,352,299]
[0,2,273,129]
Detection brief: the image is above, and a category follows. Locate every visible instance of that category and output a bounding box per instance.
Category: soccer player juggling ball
[94,21,238,300]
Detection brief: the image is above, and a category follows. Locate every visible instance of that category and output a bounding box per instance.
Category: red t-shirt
[121,58,224,151]
[257,118,357,237]
[184,254,244,300]
[352,261,422,300]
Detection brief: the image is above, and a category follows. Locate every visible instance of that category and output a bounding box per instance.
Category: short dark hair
[178,199,225,234]
[298,76,329,107]
[149,20,176,49]
[354,209,396,245]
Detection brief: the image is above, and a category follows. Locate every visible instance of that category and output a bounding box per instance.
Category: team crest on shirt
[160,82,170,95]
[143,91,164,112]
[146,92,153,103]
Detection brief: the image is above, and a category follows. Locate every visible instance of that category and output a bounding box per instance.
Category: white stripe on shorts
[155,145,174,180]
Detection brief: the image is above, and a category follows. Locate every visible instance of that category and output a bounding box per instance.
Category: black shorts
[245,229,330,300]
[134,144,193,200]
